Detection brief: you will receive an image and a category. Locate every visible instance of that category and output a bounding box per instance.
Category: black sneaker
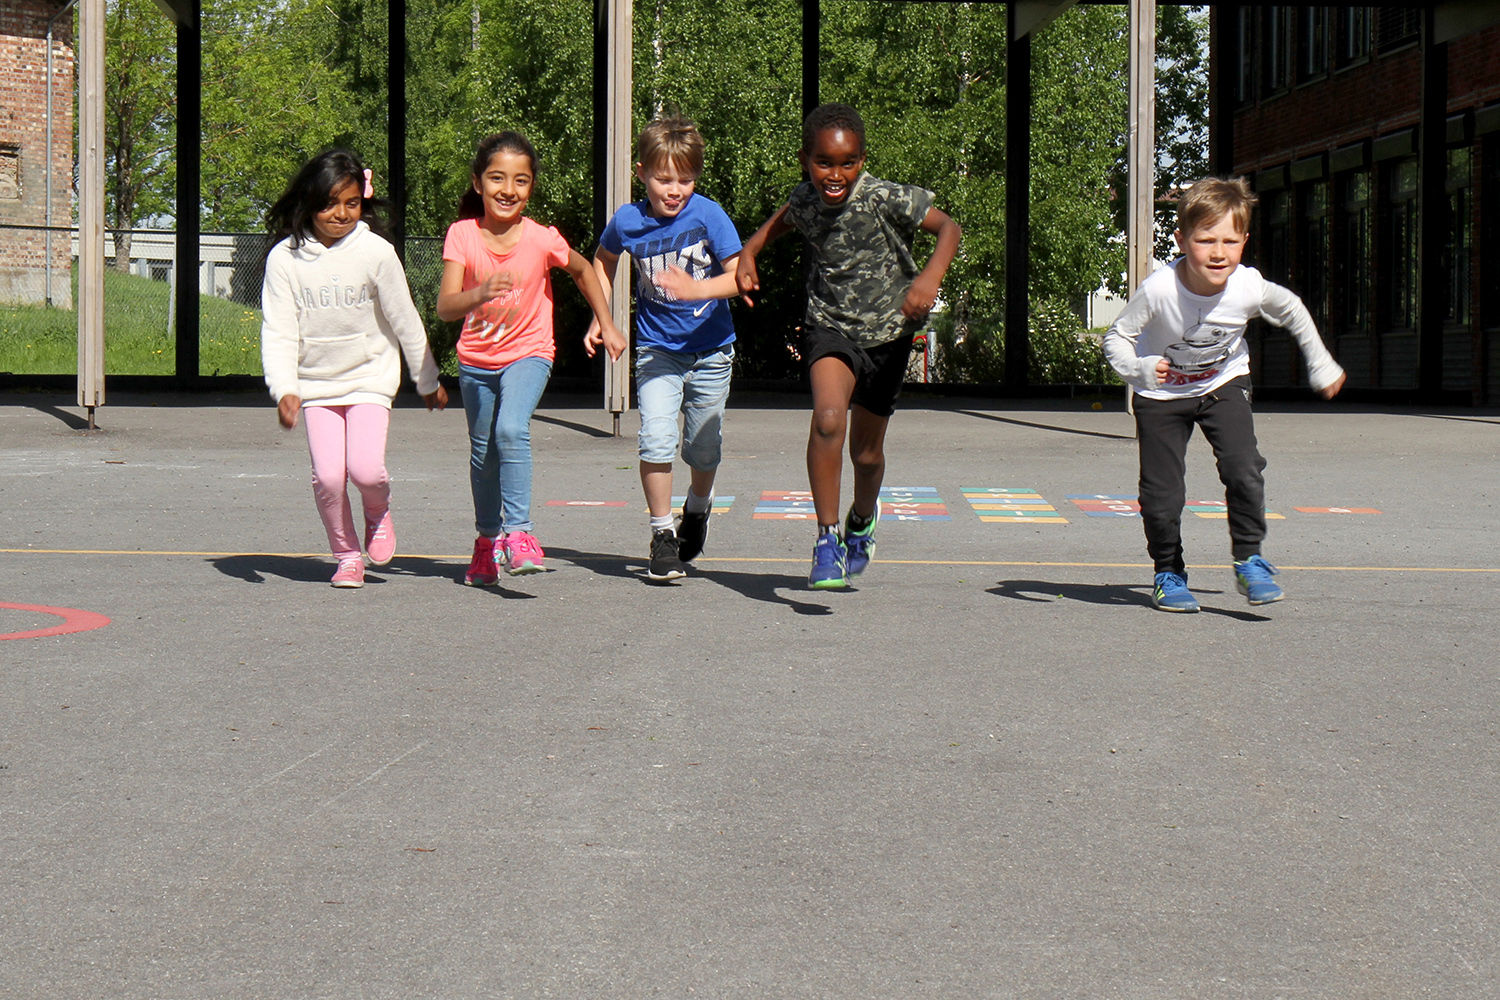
[676,508,711,562]
[647,529,687,581]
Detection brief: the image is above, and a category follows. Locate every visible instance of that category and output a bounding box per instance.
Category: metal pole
[1004,6,1031,389]
[45,0,78,308]
[78,0,106,424]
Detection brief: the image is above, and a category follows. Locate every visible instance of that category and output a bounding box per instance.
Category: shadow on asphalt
[988,579,1271,621]
[550,546,836,616]
[29,403,95,431]
[953,409,1134,441]
[206,553,538,597]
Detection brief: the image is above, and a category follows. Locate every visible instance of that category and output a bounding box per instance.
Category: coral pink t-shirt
[442,217,572,369]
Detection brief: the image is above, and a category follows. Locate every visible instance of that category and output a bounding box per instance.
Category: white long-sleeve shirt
[1103,260,1344,400]
[260,221,440,407]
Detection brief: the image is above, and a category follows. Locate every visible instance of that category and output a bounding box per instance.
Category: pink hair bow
[362,169,374,199]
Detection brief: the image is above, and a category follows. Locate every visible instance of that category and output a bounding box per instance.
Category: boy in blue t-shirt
[586,117,743,582]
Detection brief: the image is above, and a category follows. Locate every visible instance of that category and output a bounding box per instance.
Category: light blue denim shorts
[635,344,734,469]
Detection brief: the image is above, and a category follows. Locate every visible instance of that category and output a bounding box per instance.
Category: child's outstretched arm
[565,248,627,360]
[584,247,622,358]
[1260,281,1346,400]
[735,204,793,307]
[902,208,962,321]
[653,254,742,302]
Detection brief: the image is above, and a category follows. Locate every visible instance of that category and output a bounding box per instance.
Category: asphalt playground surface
[3,388,1499,998]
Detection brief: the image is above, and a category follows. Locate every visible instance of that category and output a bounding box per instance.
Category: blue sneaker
[843,506,878,577]
[809,533,848,589]
[1234,555,1284,605]
[1152,571,1199,612]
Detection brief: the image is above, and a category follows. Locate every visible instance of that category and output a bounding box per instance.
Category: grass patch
[0,268,264,376]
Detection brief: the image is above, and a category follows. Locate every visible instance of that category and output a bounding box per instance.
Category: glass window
[1298,180,1330,329]
[1336,171,1372,334]
[1385,160,1419,331]
[1263,7,1293,95]
[1299,8,1329,81]
[1446,149,1472,327]
[1336,7,1371,67]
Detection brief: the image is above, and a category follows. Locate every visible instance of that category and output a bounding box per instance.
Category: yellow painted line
[2,549,1498,574]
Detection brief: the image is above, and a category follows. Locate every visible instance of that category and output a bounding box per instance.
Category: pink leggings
[303,403,391,559]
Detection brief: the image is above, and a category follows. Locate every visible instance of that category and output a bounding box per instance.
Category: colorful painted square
[753,490,817,520]
[963,487,1067,524]
[878,486,950,521]
[667,495,735,515]
[1067,494,1141,518]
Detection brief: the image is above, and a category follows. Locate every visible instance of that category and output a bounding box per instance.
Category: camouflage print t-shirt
[785,172,935,347]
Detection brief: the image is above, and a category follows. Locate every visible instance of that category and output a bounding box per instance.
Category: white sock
[650,514,675,533]
[683,489,713,514]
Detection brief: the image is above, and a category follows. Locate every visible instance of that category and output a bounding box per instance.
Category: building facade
[1215,5,1500,402]
[0,0,74,307]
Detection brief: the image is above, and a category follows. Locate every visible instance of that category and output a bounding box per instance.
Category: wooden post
[599,0,632,436]
[77,0,106,426]
[1127,0,1156,295]
[1125,0,1156,419]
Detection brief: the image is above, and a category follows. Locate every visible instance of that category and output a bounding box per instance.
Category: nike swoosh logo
[692,303,711,317]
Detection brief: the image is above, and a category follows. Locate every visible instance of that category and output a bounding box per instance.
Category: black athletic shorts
[801,328,916,418]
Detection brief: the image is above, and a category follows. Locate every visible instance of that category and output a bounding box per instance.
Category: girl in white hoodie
[261,150,448,588]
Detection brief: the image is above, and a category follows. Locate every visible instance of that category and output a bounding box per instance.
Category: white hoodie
[260,221,440,407]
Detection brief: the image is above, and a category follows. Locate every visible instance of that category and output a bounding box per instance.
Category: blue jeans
[635,345,734,469]
[460,358,551,535]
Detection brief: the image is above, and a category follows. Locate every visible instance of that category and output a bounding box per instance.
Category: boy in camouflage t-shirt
[737,103,961,589]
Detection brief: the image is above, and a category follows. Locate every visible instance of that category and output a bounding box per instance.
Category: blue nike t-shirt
[599,193,741,353]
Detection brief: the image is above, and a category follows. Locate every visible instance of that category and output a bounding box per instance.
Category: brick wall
[0,0,75,306]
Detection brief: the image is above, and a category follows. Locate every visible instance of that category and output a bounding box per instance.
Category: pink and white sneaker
[464,535,499,586]
[365,511,396,566]
[331,557,365,588]
[501,530,545,575]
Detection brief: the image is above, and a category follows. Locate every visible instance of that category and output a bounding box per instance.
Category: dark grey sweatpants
[1133,375,1267,576]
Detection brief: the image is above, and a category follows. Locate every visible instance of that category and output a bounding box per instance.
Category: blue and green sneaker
[1234,555,1284,605]
[809,532,848,590]
[1152,571,1200,612]
[843,506,878,577]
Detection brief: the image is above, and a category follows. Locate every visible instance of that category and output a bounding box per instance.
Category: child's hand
[277,394,301,429]
[653,266,696,302]
[582,318,604,358]
[424,385,449,411]
[477,269,515,301]
[901,275,941,321]
[1154,357,1170,382]
[735,256,760,307]
[599,321,628,361]
[1318,372,1346,400]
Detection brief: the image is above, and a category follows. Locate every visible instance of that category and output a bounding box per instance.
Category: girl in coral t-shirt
[437,131,625,584]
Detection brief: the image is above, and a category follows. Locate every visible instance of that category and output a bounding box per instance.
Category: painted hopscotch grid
[1186,498,1284,520]
[879,486,950,521]
[669,495,735,515]
[1068,494,1141,518]
[754,490,816,520]
[962,487,1067,524]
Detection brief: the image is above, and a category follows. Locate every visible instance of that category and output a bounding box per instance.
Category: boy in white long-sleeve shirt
[1104,176,1345,613]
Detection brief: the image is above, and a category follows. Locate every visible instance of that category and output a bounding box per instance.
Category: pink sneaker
[365,511,396,566]
[501,530,545,575]
[331,557,365,588]
[464,535,499,586]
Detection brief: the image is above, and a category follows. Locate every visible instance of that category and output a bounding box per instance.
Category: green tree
[105,0,176,270]
[198,0,368,230]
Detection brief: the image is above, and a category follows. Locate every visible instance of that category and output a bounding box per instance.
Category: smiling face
[312,177,363,247]
[1174,211,1247,296]
[800,126,866,206]
[637,158,697,218]
[473,149,535,227]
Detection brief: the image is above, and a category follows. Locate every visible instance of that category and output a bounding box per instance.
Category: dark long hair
[456,132,540,221]
[267,149,389,247]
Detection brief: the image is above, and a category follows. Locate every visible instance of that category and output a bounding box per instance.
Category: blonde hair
[636,116,705,177]
[1176,176,1257,235]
